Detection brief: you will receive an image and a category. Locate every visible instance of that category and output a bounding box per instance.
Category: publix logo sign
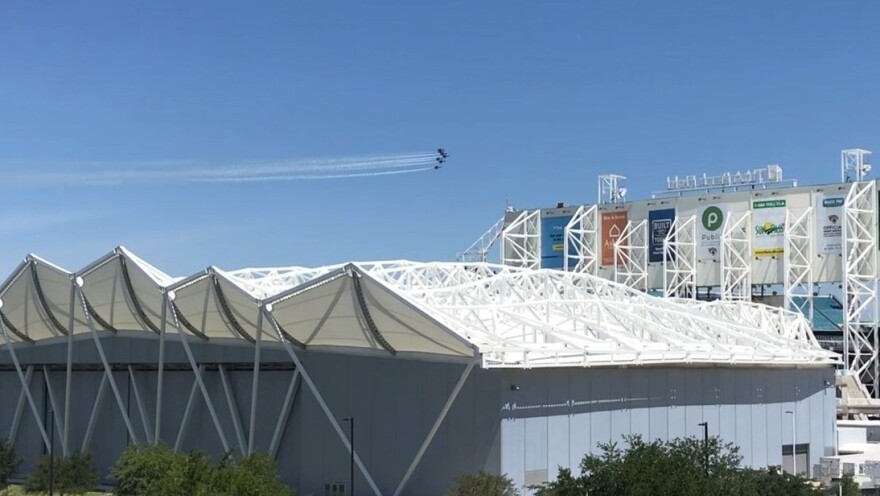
[701,206,724,231]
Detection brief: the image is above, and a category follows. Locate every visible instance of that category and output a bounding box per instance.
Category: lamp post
[343,417,354,496]
[48,408,55,496]
[698,422,708,476]
[785,410,796,476]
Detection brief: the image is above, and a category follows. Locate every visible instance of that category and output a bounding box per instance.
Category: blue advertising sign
[648,209,675,263]
[541,215,573,269]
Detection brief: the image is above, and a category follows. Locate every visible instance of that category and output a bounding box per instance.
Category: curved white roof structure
[0,247,837,368]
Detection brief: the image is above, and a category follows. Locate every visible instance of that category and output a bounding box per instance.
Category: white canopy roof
[0,247,837,368]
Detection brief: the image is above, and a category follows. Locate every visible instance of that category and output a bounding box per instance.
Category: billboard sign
[540,214,572,269]
[815,193,844,255]
[601,211,628,266]
[752,199,786,258]
[648,208,675,263]
[697,204,725,261]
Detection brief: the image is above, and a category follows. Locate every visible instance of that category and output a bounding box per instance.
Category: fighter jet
[434,148,449,169]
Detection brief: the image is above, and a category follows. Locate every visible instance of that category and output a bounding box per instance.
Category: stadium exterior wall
[0,335,835,495]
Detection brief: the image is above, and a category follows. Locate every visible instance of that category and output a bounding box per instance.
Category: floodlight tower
[598,174,627,204]
[842,149,872,183]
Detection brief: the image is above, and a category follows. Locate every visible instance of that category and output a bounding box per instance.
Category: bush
[447,471,519,496]
[25,452,98,495]
[209,453,294,496]
[112,444,294,496]
[532,435,822,496]
[0,438,21,488]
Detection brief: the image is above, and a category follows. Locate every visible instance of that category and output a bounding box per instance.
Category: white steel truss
[614,220,648,290]
[564,205,598,275]
[663,215,697,299]
[784,208,814,321]
[501,210,540,269]
[843,181,879,395]
[457,216,506,263]
[721,211,752,301]
[842,149,872,183]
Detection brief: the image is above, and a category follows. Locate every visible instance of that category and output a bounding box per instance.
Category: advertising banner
[540,215,573,269]
[752,199,786,258]
[648,208,675,263]
[697,204,726,261]
[815,193,843,255]
[601,211,628,266]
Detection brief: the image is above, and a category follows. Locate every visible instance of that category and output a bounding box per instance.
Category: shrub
[0,438,21,488]
[25,452,98,495]
[447,471,519,496]
[112,444,294,496]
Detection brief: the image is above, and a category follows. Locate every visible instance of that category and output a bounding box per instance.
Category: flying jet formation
[435,148,449,169]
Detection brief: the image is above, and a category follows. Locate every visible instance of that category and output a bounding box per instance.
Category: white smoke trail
[202,166,437,182]
[4,152,441,186]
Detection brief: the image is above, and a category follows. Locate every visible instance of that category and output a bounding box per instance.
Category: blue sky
[0,0,878,277]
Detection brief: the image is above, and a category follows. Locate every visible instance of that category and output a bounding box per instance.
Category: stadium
[0,242,839,494]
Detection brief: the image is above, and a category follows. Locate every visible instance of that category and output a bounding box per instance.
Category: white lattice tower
[458,217,505,263]
[663,215,697,299]
[564,205,598,275]
[843,180,878,395]
[614,220,648,290]
[501,210,541,270]
[842,149,872,183]
[720,211,752,301]
[784,207,814,322]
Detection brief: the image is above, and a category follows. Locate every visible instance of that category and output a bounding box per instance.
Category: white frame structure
[784,207,814,321]
[457,216,506,263]
[842,181,879,395]
[663,215,697,299]
[564,205,598,275]
[721,211,752,301]
[500,210,540,269]
[614,220,648,291]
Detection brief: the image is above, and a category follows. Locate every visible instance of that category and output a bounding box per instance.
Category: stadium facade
[0,248,837,495]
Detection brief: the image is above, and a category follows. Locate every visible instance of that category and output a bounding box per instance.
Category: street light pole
[49,408,55,496]
[343,417,354,496]
[785,410,796,476]
[698,422,708,476]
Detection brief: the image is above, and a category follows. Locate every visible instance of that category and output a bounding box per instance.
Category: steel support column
[63,281,75,456]
[42,366,67,455]
[393,361,475,496]
[248,309,263,454]
[269,370,300,459]
[218,365,247,456]
[81,373,108,452]
[266,306,384,496]
[76,285,138,443]
[0,315,50,450]
[154,289,167,444]
[128,365,153,444]
[9,365,34,443]
[166,297,230,453]
[175,368,203,451]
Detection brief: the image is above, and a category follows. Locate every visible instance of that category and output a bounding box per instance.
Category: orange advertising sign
[601,211,628,266]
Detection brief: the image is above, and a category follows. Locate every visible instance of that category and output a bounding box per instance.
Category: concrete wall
[0,334,836,495]
[497,366,837,492]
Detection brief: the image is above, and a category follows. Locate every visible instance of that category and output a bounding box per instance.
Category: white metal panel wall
[499,366,836,495]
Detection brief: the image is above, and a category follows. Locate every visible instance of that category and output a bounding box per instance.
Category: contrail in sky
[3,152,441,186]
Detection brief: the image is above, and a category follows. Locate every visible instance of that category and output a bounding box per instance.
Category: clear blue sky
[0,0,878,277]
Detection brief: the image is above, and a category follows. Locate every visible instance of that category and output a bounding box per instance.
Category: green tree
[447,471,519,496]
[25,453,98,495]
[0,438,21,489]
[112,444,294,496]
[827,472,859,496]
[209,453,294,496]
[533,435,822,496]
